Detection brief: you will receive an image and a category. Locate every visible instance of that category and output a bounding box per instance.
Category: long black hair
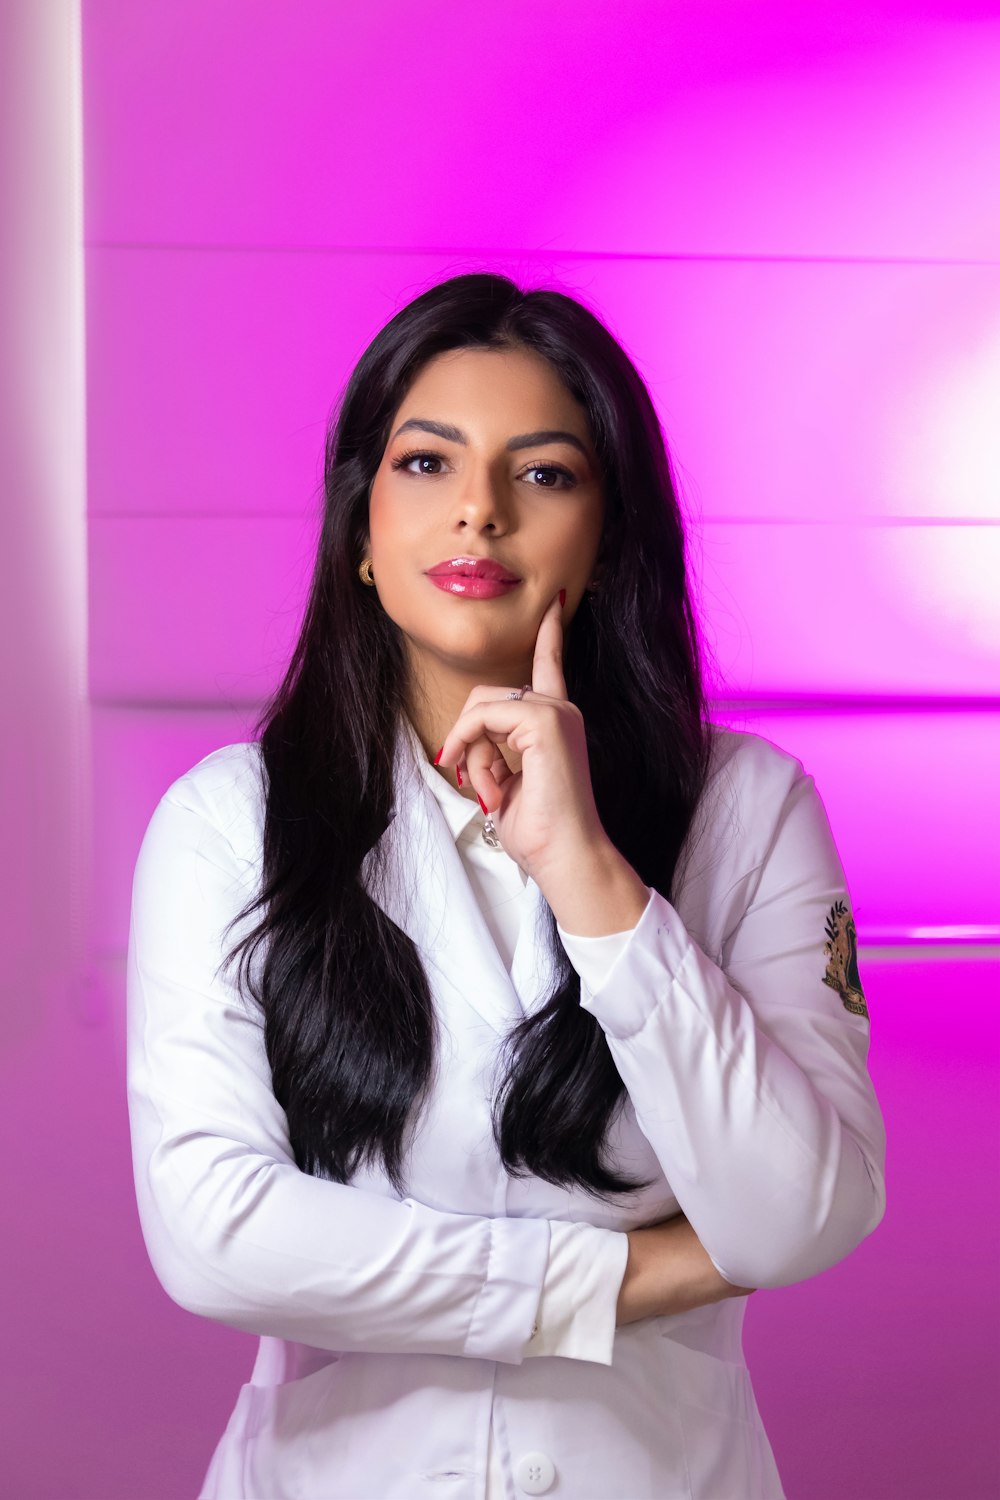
[219,271,714,1201]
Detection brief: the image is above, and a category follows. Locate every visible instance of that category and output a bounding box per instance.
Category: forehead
[395,346,588,429]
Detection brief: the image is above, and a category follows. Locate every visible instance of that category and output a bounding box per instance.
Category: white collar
[398,714,484,845]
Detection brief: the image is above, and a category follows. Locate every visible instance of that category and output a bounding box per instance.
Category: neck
[403,652,527,798]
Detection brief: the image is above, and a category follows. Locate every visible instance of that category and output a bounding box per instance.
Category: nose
[452,463,511,535]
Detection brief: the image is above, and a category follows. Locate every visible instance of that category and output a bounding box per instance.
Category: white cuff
[557,923,637,994]
[523,1221,629,1366]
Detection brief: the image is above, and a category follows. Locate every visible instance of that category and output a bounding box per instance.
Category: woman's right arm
[618,1215,756,1325]
[127,783,562,1367]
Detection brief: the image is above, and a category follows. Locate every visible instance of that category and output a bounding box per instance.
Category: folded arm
[128,784,624,1365]
[553,754,887,1291]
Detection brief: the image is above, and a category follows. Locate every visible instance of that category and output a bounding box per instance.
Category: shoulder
[154,741,266,856]
[131,745,267,959]
[672,724,831,952]
[706,723,807,804]
[680,724,812,880]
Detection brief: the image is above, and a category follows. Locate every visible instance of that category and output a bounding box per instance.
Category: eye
[522,463,576,489]
[389,449,577,488]
[391,448,447,475]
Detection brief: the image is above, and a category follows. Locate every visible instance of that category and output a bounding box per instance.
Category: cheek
[368,503,436,615]
[369,494,420,559]
[554,506,603,568]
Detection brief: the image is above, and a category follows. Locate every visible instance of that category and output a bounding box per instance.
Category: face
[365,345,605,690]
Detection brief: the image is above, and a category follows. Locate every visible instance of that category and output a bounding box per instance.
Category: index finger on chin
[531,593,568,700]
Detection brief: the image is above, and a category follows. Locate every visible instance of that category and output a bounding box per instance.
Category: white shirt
[402,717,636,1499]
[126,718,885,1499]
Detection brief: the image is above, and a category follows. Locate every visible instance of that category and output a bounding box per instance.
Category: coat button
[514,1450,556,1495]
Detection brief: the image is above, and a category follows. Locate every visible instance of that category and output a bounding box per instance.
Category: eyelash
[390,448,577,488]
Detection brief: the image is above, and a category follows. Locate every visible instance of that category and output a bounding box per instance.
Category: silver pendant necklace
[481,813,501,848]
[477,683,530,851]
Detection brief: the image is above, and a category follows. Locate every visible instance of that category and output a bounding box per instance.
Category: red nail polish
[433,746,443,765]
[477,794,488,816]
[558,588,566,607]
[456,765,463,786]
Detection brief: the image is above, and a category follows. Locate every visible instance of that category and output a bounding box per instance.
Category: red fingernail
[558,588,566,607]
[456,765,463,787]
[433,746,443,765]
[477,794,488,816]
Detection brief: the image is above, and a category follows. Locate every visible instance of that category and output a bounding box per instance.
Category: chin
[443,636,529,675]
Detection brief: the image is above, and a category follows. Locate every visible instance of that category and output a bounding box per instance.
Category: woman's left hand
[436,592,610,885]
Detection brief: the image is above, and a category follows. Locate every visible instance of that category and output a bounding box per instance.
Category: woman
[126,272,887,1499]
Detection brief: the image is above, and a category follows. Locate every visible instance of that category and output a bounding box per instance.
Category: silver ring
[506,684,532,701]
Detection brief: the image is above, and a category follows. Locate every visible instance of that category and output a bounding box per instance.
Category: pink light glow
[3,4,996,1498]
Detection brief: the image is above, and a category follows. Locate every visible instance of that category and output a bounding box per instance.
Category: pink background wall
[3,2,999,1496]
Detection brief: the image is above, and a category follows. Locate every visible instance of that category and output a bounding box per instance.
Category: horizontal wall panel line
[689,517,1000,528]
[860,946,1000,963]
[84,240,1000,270]
[90,694,1000,713]
[89,697,268,712]
[89,510,324,521]
[86,511,1000,527]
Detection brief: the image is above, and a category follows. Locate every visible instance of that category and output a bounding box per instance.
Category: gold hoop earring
[358,558,375,586]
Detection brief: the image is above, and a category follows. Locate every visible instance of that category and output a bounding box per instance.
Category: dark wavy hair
[219,271,714,1201]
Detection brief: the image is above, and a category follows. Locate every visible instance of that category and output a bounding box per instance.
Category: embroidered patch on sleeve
[822,899,870,1019]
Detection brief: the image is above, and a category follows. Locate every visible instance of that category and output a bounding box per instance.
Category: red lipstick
[426,556,522,600]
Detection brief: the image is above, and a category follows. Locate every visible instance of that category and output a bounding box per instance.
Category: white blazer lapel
[362,723,528,1037]
[510,875,565,1020]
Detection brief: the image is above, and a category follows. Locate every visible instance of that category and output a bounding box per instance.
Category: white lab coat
[126,719,887,1500]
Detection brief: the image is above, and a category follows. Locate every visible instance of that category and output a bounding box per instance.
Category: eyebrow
[390,417,590,459]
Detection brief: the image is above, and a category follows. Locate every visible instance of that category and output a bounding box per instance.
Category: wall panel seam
[83,241,1000,269]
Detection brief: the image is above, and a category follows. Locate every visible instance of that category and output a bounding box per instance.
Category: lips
[426,557,522,582]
